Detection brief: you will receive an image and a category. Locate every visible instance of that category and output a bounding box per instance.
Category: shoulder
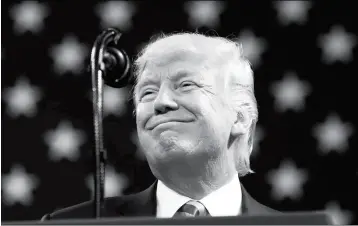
[240,184,281,215]
[41,182,157,221]
[41,200,92,220]
[41,196,125,220]
[255,201,281,214]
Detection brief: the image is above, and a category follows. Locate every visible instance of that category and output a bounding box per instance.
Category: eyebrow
[136,70,196,91]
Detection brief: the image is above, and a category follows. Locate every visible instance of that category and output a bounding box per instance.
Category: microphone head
[102,46,133,88]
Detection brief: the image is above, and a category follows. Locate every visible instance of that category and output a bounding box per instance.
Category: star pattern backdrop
[1,1,357,224]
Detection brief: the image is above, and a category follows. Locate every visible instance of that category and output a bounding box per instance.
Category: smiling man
[41,32,278,220]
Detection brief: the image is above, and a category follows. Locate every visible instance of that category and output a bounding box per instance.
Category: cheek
[197,96,231,133]
[135,103,152,127]
[200,94,224,117]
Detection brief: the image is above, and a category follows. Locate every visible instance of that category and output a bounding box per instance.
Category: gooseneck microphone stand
[89,28,131,218]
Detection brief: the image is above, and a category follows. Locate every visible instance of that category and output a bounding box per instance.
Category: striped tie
[173,200,210,217]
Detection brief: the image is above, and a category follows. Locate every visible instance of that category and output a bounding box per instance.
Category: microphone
[89,28,132,218]
[101,46,132,88]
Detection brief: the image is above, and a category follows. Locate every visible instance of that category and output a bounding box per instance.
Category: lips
[146,118,193,130]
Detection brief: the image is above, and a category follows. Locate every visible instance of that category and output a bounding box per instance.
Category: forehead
[137,51,211,83]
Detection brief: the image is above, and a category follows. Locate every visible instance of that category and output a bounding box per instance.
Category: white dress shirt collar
[156,176,242,218]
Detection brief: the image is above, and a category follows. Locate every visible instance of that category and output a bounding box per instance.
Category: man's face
[135,52,235,178]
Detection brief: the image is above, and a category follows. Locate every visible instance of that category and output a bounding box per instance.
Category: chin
[157,132,179,148]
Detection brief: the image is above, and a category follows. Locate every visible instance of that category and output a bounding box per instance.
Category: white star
[252,125,265,157]
[267,159,308,201]
[2,164,39,206]
[235,30,267,67]
[95,1,136,31]
[43,120,86,162]
[312,113,354,155]
[88,86,129,117]
[103,86,129,117]
[50,35,88,75]
[86,165,128,197]
[270,71,311,112]
[184,1,226,28]
[325,201,353,225]
[318,25,357,64]
[9,1,49,34]
[274,1,312,26]
[130,129,146,161]
[2,77,42,118]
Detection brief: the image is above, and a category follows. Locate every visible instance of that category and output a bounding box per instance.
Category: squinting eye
[139,89,158,102]
[180,81,196,88]
[141,90,155,98]
[143,90,153,96]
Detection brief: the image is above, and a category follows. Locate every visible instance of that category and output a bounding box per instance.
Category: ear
[230,109,252,137]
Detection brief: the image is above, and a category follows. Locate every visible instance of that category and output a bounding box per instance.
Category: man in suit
[42,32,278,220]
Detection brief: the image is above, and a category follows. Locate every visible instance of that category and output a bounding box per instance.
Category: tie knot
[174,200,209,217]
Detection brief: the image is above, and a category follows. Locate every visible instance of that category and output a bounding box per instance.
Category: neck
[167,174,236,200]
[155,162,237,200]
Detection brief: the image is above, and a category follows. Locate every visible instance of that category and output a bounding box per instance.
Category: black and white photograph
[1,1,357,224]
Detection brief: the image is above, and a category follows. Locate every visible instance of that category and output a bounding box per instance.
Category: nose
[153,88,179,114]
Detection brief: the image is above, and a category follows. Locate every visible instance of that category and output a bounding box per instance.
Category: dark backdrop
[2,1,357,224]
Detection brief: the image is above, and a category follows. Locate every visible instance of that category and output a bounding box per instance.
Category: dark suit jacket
[41,180,278,220]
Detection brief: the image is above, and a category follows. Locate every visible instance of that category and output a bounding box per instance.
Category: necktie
[173,200,210,217]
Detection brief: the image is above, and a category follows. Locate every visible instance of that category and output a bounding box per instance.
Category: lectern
[3,211,333,225]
